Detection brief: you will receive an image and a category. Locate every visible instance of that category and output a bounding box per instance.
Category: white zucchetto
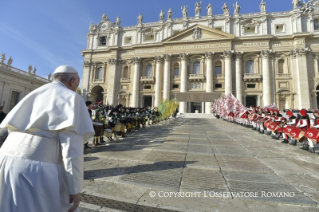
[53,65,78,74]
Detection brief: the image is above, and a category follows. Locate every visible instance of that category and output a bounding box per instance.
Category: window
[145,65,153,77]
[122,66,128,78]
[9,91,20,111]
[215,84,222,88]
[99,36,107,46]
[124,37,132,44]
[215,61,222,75]
[244,26,255,34]
[246,60,254,74]
[144,85,151,89]
[173,63,179,77]
[173,84,179,89]
[276,24,284,33]
[193,61,201,74]
[278,59,284,74]
[145,34,154,41]
[97,67,103,79]
[314,19,319,30]
[247,84,256,88]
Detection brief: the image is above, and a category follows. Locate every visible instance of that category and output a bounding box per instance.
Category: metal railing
[140,76,154,80]
[215,74,225,78]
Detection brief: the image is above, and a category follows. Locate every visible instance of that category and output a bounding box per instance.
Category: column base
[179,102,187,113]
[205,102,212,114]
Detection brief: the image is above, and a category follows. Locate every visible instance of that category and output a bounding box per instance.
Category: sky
[0,0,295,86]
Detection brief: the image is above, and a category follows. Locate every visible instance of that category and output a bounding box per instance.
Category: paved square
[80,117,319,212]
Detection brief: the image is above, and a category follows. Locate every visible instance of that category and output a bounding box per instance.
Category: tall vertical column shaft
[163,54,171,101]
[224,51,233,94]
[107,58,117,104]
[179,53,189,113]
[131,57,140,107]
[235,52,243,103]
[154,56,163,106]
[261,50,272,106]
[205,52,214,114]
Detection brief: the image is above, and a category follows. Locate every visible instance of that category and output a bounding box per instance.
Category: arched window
[278,59,284,74]
[173,63,179,76]
[145,64,153,77]
[97,67,103,79]
[193,61,201,74]
[246,60,254,74]
[122,66,129,78]
[215,61,222,75]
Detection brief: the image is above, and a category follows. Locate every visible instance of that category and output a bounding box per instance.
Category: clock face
[101,23,109,30]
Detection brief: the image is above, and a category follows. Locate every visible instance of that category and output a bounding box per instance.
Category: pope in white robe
[0,65,95,212]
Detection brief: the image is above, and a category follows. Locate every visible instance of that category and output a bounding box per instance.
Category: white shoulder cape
[0,81,94,141]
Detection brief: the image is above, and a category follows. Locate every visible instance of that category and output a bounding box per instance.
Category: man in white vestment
[0,65,95,212]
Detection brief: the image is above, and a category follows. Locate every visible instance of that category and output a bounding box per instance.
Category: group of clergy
[216,107,319,154]
[84,102,171,148]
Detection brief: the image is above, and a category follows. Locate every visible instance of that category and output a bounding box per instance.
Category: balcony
[215,74,225,79]
[140,76,155,84]
[276,73,291,79]
[93,78,104,83]
[171,76,180,81]
[243,73,262,82]
[189,74,205,82]
[120,78,130,83]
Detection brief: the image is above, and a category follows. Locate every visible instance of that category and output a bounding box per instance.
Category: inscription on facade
[233,42,269,48]
[272,42,294,47]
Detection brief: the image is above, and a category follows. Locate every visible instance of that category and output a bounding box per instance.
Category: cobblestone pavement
[80,117,319,212]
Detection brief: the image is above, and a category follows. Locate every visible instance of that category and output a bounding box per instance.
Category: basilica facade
[81,1,319,113]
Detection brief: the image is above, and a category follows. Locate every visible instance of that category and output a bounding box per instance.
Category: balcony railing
[189,74,205,82]
[93,78,104,83]
[243,73,262,82]
[140,76,155,83]
[216,74,225,79]
[120,78,130,83]
[276,73,291,78]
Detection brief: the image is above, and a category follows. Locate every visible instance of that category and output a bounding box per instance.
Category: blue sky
[0,0,294,85]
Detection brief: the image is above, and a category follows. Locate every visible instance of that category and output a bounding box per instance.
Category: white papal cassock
[0,81,95,212]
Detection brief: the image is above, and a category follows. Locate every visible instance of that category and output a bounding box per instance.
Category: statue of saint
[101,14,108,21]
[137,14,143,24]
[222,3,230,16]
[168,8,172,19]
[28,65,32,73]
[292,0,301,10]
[116,16,121,27]
[33,66,37,74]
[233,2,241,15]
[0,53,5,63]
[89,23,96,32]
[195,1,202,16]
[207,3,213,16]
[7,56,12,66]
[181,5,188,18]
[159,10,165,21]
[260,0,266,13]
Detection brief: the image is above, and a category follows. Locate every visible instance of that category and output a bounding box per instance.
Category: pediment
[162,24,234,44]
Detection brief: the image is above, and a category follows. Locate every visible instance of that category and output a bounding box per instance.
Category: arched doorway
[91,86,104,104]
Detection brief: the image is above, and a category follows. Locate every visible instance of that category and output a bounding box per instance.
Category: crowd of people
[84,101,179,149]
[215,106,319,154]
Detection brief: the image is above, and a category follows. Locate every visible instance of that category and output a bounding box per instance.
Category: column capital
[131,57,141,64]
[108,58,118,65]
[260,50,275,59]
[179,53,189,61]
[163,54,172,61]
[154,56,163,63]
[83,61,92,67]
[205,52,215,59]
[234,51,244,59]
[294,48,310,56]
[223,50,234,59]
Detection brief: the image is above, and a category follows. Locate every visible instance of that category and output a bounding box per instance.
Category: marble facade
[81,1,319,113]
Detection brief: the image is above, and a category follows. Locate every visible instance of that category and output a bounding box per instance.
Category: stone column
[152,95,155,107]
[295,48,311,108]
[107,59,117,104]
[235,52,243,103]
[188,102,191,113]
[202,102,205,114]
[223,51,233,94]
[179,53,189,113]
[163,54,171,101]
[243,94,247,106]
[205,52,214,114]
[131,57,140,107]
[276,94,280,108]
[260,50,273,106]
[154,56,163,106]
[140,95,143,107]
[257,95,262,107]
